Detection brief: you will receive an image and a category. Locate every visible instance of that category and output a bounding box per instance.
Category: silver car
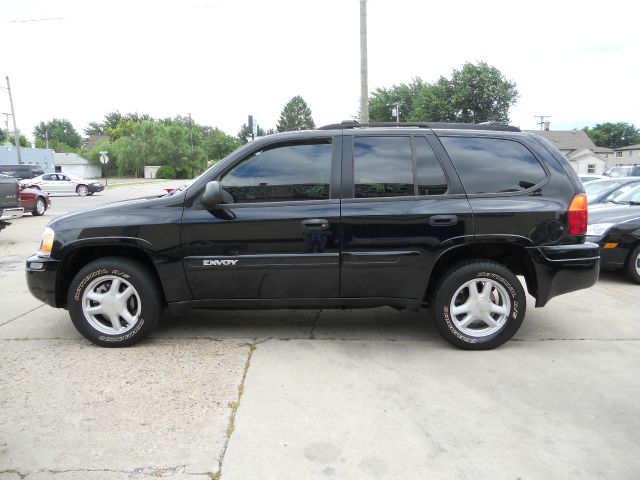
[25,174,104,196]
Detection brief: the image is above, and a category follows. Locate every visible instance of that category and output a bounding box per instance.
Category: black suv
[26,122,600,349]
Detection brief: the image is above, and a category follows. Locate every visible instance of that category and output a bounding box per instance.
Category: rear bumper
[526,243,600,307]
[25,254,60,307]
[0,207,24,220]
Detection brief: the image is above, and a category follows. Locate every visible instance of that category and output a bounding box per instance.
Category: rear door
[339,133,473,300]
[181,137,342,300]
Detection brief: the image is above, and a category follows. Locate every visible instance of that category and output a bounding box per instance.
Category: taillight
[568,193,588,235]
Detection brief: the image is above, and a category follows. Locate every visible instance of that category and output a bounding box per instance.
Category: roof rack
[318,120,520,132]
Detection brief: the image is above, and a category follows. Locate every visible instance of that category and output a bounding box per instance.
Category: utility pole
[188,113,194,178]
[392,102,400,123]
[534,115,550,130]
[359,0,369,124]
[5,76,22,164]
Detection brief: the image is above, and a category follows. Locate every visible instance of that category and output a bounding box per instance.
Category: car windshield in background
[584,180,622,196]
[615,185,640,204]
[605,167,633,177]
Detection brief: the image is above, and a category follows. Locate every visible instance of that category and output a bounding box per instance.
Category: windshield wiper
[629,201,640,206]
[604,200,626,204]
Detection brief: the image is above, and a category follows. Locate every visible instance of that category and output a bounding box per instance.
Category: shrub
[155,165,176,179]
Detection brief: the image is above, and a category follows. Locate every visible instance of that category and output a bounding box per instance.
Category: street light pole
[5,76,22,164]
[359,0,369,124]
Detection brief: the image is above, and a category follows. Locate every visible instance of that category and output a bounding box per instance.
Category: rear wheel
[67,257,162,347]
[76,184,88,196]
[430,260,526,350]
[624,245,640,284]
[32,197,46,216]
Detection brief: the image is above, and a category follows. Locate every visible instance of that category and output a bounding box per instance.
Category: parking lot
[1,182,639,479]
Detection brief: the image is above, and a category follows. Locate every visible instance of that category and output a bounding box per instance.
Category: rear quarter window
[440,136,547,194]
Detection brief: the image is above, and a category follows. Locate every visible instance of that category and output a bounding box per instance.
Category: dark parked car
[584,177,640,204]
[0,173,23,231]
[587,184,640,283]
[0,164,44,180]
[19,185,51,216]
[25,122,599,350]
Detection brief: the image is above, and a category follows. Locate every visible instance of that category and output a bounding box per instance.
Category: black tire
[430,260,526,350]
[624,244,640,284]
[76,184,89,196]
[87,192,95,196]
[67,257,162,347]
[32,197,46,216]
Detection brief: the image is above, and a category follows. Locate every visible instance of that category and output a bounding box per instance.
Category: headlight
[586,223,615,237]
[39,227,55,256]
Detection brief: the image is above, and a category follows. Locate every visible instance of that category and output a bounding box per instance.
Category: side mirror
[201,180,224,207]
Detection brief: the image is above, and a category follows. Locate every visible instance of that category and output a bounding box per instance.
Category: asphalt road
[1,183,639,479]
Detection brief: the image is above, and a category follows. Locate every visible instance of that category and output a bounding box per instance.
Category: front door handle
[301,218,330,231]
[429,214,458,226]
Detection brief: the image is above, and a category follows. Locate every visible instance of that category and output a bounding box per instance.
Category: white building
[612,144,640,167]
[525,129,611,174]
[54,152,102,178]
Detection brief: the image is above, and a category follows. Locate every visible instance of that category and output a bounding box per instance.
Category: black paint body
[26,126,599,312]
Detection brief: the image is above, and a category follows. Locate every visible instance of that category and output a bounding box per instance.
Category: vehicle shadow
[154,306,440,343]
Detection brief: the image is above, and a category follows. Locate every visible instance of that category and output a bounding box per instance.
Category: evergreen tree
[276,96,316,132]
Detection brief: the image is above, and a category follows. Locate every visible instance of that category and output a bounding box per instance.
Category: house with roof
[54,152,101,178]
[525,128,612,175]
[612,144,640,168]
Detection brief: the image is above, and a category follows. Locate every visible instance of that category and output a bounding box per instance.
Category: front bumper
[88,184,105,193]
[25,254,60,307]
[526,243,600,307]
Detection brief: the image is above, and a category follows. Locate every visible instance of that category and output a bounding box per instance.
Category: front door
[181,137,342,300]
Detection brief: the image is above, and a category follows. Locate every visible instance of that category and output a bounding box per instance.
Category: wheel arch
[57,244,166,308]
[425,242,538,304]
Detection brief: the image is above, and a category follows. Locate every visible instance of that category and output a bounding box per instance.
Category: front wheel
[624,245,640,284]
[430,260,526,350]
[76,184,89,196]
[67,257,162,347]
[32,197,46,216]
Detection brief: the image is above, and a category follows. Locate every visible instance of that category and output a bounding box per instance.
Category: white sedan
[25,174,105,196]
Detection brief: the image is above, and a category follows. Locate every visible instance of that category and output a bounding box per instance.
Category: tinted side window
[441,137,547,194]
[415,137,447,195]
[354,136,413,198]
[221,142,332,203]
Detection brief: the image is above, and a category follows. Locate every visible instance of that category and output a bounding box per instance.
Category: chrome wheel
[635,251,640,277]
[77,185,88,196]
[81,276,141,335]
[34,197,46,215]
[449,278,511,338]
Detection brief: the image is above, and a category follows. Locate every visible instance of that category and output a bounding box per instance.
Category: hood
[589,203,640,224]
[48,194,172,228]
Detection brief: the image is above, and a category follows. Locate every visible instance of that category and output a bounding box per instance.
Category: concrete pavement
[1,183,639,479]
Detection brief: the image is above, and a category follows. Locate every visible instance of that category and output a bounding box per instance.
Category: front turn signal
[39,227,55,256]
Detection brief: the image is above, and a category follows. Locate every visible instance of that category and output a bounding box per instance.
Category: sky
[1,0,639,143]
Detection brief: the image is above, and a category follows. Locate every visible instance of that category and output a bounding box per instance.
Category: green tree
[276,96,316,132]
[583,122,640,149]
[369,78,427,122]
[7,134,30,147]
[369,62,519,124]
[33,118,82,151]
[237,123,266,144]
[0,129,6,143]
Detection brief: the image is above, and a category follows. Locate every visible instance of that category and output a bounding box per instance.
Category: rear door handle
[429,214,458,226]
[301,218,330,231]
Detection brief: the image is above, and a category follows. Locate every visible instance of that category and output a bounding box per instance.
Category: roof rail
[318,120,520,132]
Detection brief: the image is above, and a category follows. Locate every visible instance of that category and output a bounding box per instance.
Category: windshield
[605,166,632,178]
[584,180,622,200]
[615,184,640,204]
